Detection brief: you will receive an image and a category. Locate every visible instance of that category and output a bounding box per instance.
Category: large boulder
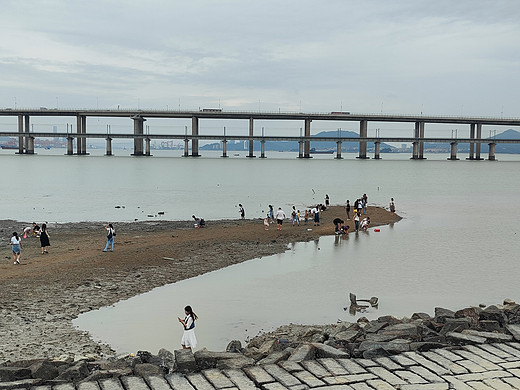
[440,318,471,335]
[29,361,59,381]
[174,349,198,374]
[158,349,175,373]
[133,363,167,377]
[287,344,315,362]
[505,324,520,341]
[434,307,456,323]
[379,323,420,341]
[455,307,482,327]
[479,305,507,325]
[226,340,243,353]
[0,367,32,382]
[56,362,90,382]
[193,349,252,370]
[359,339,410,355]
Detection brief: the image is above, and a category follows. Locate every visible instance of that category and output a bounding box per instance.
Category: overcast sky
[1,1,519,136]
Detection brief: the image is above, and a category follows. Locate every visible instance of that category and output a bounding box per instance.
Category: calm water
[2,149,519,354]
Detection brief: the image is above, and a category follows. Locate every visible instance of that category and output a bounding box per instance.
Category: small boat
[310,148,334,154]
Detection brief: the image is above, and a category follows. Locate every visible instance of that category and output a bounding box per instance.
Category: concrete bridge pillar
[145,138,151,156]
[357,120,368,159]
[191,117,200,157]
[374,141,381,159]
[17,115,24,154]
[488,143,496,161]
[106,137,112,156]
[26,136,35,154]
[467,123,475,159]
[260,140,266,158]
[336,141,342,159]
[475,123,483,160]
[447,142,459,160]
[221,140,228,158]
[303,119,312,158]
[183,138,189,157]
[132,116,145,156]
[418,121,425,159]
[247,118,255,158]
[298,140,303,158]
[67,137,74,155]
[24,115,31,153]
[76,115,88,155]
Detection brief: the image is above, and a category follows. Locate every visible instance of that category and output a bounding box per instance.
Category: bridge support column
[488,143,496,161]
[106,137,112,156]
[191,117,200,157]
[221,140,228,158]
[357,120,368,159]
[447,142,459,160]
[76,115,88,155]
[411,141,419,159]
[26,136,35,154]
[298,140,303,158]
[475,123,483,160]
[145,138,151,156]
[67,137,74,155]
[132,116,146,156]
[183,138,189,157]
[418,121,425,159]
[24,115,31,153]
[303,119,312,158]
[467,123,475,159]
[17,115,24,154]
[260,140,266,158]
[247,118,255,157]
[374,141,381,159]
[335,141,342,159]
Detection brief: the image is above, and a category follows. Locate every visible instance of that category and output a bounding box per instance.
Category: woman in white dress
[178,305,197,350]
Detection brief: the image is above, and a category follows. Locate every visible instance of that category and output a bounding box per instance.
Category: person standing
[362,194,368,214]
[291,206,299,226]
[40,223,50,254]
[238,204,245,219]
[103,223,115,252]
[345,200,351,220]
[275,207,286,230]
[178,305,198,350]
[311,205,320,226]
[354,212,360,232]
[268,205,274,223]
[325,194,330,207]
[11,232,22,264]
[390,198,396,213]
[263,214,270,230]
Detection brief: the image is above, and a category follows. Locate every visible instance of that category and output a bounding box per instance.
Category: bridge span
[1,109,519,160]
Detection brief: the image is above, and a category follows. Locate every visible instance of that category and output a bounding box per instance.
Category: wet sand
[0,206,401,361]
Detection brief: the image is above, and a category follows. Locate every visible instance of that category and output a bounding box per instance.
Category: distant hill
[201,130,396,152]
[424,129,520,154]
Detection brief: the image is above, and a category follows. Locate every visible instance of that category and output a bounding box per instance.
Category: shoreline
[0,205,401,362]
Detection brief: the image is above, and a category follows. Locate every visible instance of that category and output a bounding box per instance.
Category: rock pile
[1,300,519,387]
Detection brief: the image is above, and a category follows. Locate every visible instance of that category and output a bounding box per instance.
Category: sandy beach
[0,205,401,362]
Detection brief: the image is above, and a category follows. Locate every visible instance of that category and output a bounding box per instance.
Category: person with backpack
[103,223,116,252]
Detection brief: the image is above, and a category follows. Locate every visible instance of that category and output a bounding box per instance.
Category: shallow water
[58,152,520,354]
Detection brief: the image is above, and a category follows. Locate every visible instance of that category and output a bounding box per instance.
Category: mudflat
[0,205,400,361]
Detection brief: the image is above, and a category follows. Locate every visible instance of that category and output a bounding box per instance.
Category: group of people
[263,202,328,231]
[10,223,51,264]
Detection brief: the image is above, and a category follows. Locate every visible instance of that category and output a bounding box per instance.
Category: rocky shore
[0,205,400,362]
[1,300,519,387]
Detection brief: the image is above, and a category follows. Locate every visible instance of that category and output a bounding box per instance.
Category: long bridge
[1,108,520,160]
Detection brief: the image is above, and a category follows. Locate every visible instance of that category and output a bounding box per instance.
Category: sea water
[1,149,519,353]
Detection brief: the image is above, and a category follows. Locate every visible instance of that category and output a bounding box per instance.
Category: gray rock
[379,323,420,341]
[504,298,516,305]
[311,343,350,358]
[174,349,198,374]
[158,348,175,372]
[0,367,32,382]
[364,321,389,334]
[56,361,90,382]
[462,329,513,342]
[455,307,481,327]
[440,318,471,335]
[29,361,59,380]
[479,305,507,325]
[479,320,501,332]
[505,324,520,341]
[287,344,315,362]
[359,339,411,354]
[193,349,249,370]
[411,312,432,321]
[133,363,167,377]
[417,324,445,343]
[333,329,362,343]
[257,350,292,365]
[376,315,403,325]
[215,356,255,369]
[226,340,243,353]
[258,339,280,356]
[434,307,456,323]
[445,332,486,345]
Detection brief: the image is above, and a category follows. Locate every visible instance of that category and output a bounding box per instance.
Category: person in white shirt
[178,305,198,350]
[11,232,22,264]
[275,207,286,230]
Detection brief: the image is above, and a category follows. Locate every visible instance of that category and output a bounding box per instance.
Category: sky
[1,0,519,137]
